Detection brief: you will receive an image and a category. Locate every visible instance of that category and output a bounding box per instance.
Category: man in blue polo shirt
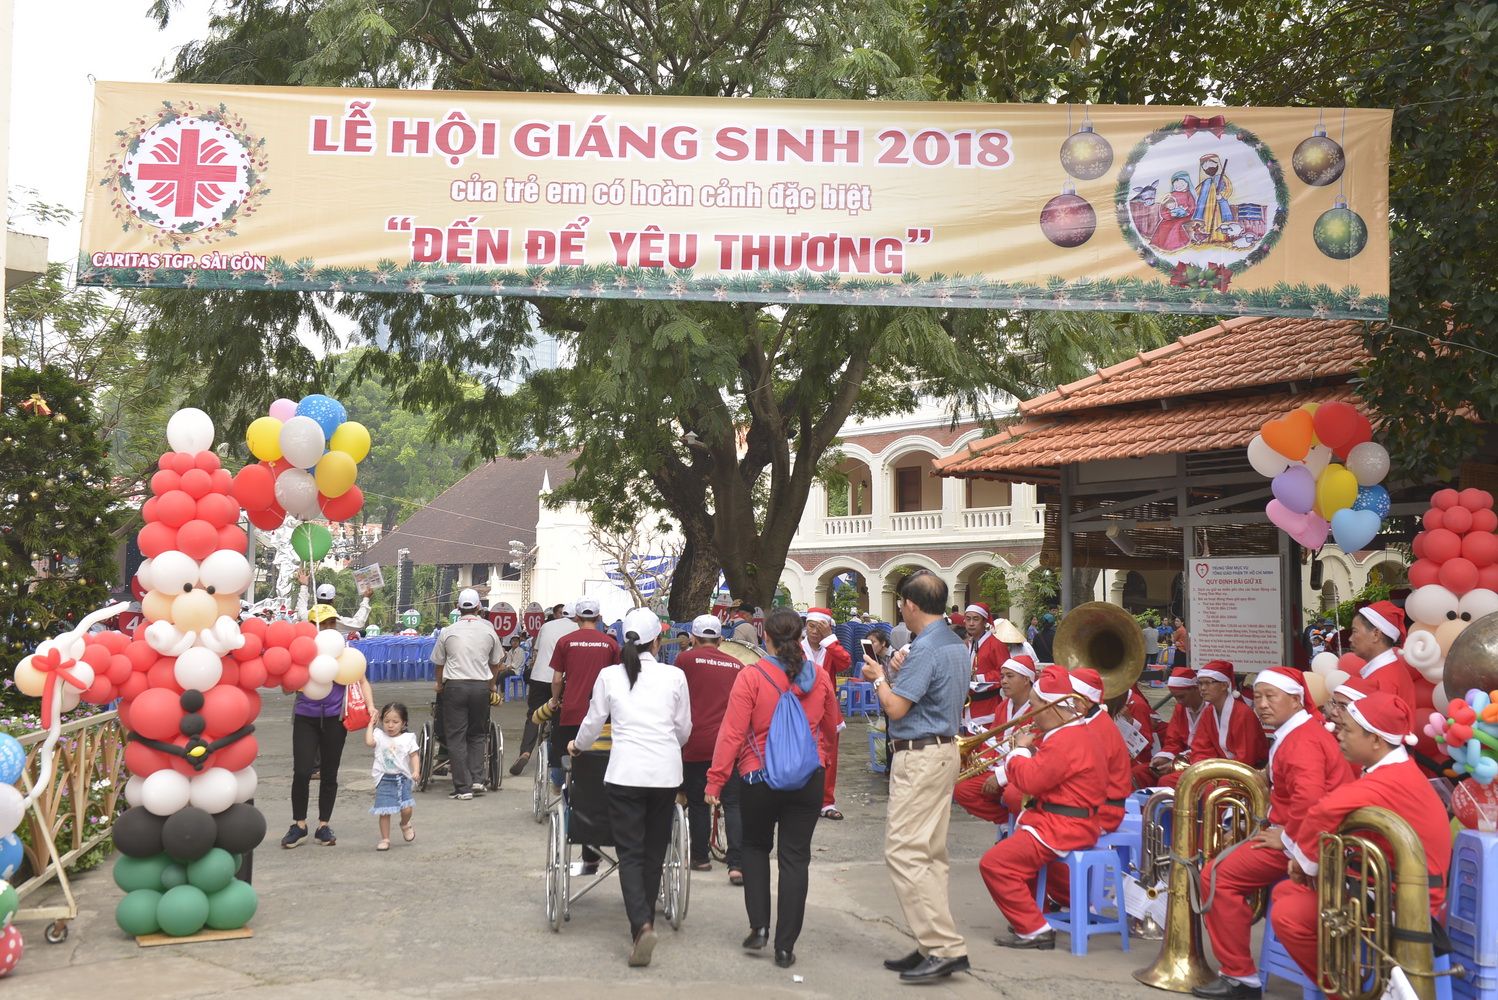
[859,569,969,982]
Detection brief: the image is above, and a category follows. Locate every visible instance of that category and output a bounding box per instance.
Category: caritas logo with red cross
[122,117,252,233]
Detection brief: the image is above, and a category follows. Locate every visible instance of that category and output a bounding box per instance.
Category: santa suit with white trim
[1162,661,1269,788]
[801,608,850,813]
[963,603,1008,733]
[1349,600,1442,777]
[1143,668,1205,786]
[952,655,1035,825]
[1270,691,1452,998]
[1199,668,1353,987]
[978,665,1107,938]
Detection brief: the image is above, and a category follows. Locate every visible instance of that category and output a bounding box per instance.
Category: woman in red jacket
[706,606,839,970]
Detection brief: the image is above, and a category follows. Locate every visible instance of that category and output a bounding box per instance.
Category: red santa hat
[1034,663,1078,704]
[1196,660,1235,685]
[1331,674,1376,702]
[1069,667,1105,705]
[1344,690,1419,746]
[1001,654,1037,680]
[805,608,834,627]
[1166,667,1198,689]
[964,603,992,621]
[1254,666,1321,719]
[1358,601,1406,643]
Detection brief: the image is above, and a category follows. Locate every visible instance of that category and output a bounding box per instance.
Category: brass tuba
[1133,758,1271,993]
[1052,601,1148,699]
[1317,806,1444,1000]
[1133,788,1176,898]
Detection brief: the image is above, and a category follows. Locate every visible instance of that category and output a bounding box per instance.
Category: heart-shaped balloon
[1331,507,1381,552]
[1261,409,1315,461]
[1310,651,1340,677]
[1301,443,1334,480]
[1247,434,1291,478]
[1314,463,1359,518]
[1266,499,1328,550]
[1272,466,1317,515]
[1324,668,1350,693]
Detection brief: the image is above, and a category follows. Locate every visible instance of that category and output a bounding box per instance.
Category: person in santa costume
[1071,668,1134,834]
[1192,667,1354,1000]
[1187,660,1270,772]
[802,608,851,820]
[980,664,1106,951]
[1270,690,1452,998]
[1146,667,1204,784]
[962,603,1008,732]
[1321,674,1376,733]
[1115,680,1162,784]
[951,654,1036,825]
[1349,600,1417,714]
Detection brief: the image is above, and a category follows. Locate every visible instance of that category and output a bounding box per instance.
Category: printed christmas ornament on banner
[1291,125,1345,187]
[1039,183,1096,247]
[1313,196,1368,260]
[1059,123,1113,181]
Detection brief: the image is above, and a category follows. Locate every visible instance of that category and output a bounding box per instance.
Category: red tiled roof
[1022,315,1368,416]
[934,386,1358,485]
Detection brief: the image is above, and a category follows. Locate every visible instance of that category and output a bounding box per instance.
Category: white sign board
[1186,557,1282,675]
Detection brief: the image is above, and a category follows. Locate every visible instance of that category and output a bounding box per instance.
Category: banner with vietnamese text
[79,83,1391,318]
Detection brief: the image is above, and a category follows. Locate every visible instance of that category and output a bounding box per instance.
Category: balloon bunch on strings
[1249,400,1391,552]
[1427,688,1498,785]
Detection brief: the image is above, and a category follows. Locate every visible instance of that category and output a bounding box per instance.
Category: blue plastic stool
[1035,847,1130,955]
[1097,815,1143,878]
[504,674,526,701]
[867,730,888,774]
[845,680,878,716]
[1260,901,1325,1000]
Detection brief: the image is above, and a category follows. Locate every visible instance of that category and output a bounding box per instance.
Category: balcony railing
[888,512,942,533]
[962,507,1013,529]
[821,515,873,536]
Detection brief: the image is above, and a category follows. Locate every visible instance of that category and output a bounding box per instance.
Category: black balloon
[213,803,267,855]
[179,690,205,712]
[113,806,167,859]
[179,712,206,736]
[162,807,217,863]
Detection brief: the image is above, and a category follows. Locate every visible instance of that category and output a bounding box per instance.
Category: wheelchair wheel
[487,721,504,790]
[708,803,727,863]
[661,801,690,929]
[546,807,567,931]
[531,739,550,823]
[417,721,435,792]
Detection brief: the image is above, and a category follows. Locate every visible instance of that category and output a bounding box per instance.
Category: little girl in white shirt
[366,703,420,850]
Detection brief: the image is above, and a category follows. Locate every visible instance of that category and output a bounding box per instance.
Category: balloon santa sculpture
[8,399,371,940]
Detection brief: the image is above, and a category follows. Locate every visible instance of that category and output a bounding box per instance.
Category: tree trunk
[668,530,721,622]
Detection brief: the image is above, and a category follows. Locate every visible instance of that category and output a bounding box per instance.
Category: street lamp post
[508,538,537,609]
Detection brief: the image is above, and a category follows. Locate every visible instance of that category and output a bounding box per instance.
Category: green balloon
[290,522,334,562]
[186,848,236,895]
[116,889,163,936]
[0,882,15,927]
[160,862,189,889]
[156,884,210,937]
[113,854,171,893]
[205,879,258,930]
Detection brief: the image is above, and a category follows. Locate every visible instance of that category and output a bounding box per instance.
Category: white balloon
[1403,629,1445,681]
[1324,668,1350,693]
[188,768,239,814]
[274,469,321,519]
[232,766,258,803]
[199,550,252,596]
[1247,435,1290,478]
[175,646,224,691]
[1406,585,1458,628]
[302,679,333,700]
[1310,651,1340,677]
[1345,441,1390,487]
[278,415,326,469]
[144,619,194,657]
[141,769,192,817]
[150,550,201,595]
[0,786,23,838]
[313,629,346,658]
[1432,682,1450,715]
[135,557,155,594]
[166,407,215,453]
[1458,589,1498,623]
[308,654,340,684]
[123,774,145,809]
[1302,443,1334,479]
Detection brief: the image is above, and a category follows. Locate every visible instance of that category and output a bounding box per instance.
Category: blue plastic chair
[1035,847,1130,955]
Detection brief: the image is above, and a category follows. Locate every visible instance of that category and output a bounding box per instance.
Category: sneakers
[471,782,487,793]
[314,824,337,846]
[449,790,474,800]
[280,823,308,849]
[509,752,531,776]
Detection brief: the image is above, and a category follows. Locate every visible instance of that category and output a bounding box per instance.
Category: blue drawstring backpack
[748,660,821,791]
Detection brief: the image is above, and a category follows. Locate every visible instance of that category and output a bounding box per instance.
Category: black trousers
[605,782,677,938]
[515,679,552,757]
[291,713,349,823]
[681,760,742,869]
[741,767,825,952]
[441,679,491,793]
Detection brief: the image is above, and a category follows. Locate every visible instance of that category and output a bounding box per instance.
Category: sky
[9,0,213,263]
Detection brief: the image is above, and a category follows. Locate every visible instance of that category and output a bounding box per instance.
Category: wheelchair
[544,752,690,932]
[416,691,504,792]
[531,718,555,823]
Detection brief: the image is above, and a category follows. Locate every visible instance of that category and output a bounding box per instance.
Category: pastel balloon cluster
[1249,400,1390,552]
[235,395,370,529]
[0,737,31,899]
[1426,688,1498,785]
[0,881,21,977]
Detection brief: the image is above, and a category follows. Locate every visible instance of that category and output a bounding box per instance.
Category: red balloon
[169,452,197,475]
[150,469,182,495]
[82,677,116,704]
[265,457,293,477]
[1423,508,1445,532]
[211,469,234,494]
[141,496,160,524]
[233,634,263,661]
[116,698,132,731]
[244,688,262,721]
[131,687,184,741]
[247,506,286,531]
[289,635,318,665]
[1439,557,1479,595]
[137,521,177,559]
[218,658,240,688]
[146,657,184,694]
[217,525,249,553]
[123,740,171,777]
[95,631,130,654]
[157,490,197,528]
[262,646,292,676]
[1459,487,1490,511]
[106,653,134,686]
[195,493,236,528]
[166,736,199,776]
[293,622,317,640]
[193,451,221,472]
[119,673,150,702]
[1480,565,1498,593]
[237,657,268,690]
[265,619,295,649]
[1444,506,1474,534]
[1473,509,1498,534]
[1312,401,1363,454]
[1408,559,1442,589]
[177,519,219,559]
[1424,528,1462,563]
[1412,534,1427,560]
[130,572,147,601]
[180,468,213,499]
[1433,488,1460,510]
[318,485,364,522]
[213,734,258,772]
[280,664,310,692]
[201,685,251,733]
[1462,531,1498,568]
[232,464,276,510]
[79,643,110,670]
[125,640,159,672]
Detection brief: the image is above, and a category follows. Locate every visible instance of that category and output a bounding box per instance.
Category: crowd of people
[269,574,1455,994]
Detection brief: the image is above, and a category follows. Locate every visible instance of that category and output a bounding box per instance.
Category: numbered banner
[489,601,518,639]
[523,602,545,635]
[79,83,1390,319]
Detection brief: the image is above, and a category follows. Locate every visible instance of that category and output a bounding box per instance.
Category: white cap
[574,597,601,619]
[562,603,576,618]
[316,583,337,602]
[691,614,722,638]
[457,588,481,610]
[622,607,662,645]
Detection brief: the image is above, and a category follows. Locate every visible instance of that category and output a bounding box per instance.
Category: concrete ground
[4,682,1290,999]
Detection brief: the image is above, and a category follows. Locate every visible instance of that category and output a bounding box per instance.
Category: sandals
[401,822,415,843]
[729,870,744,886]
[820,807,845,821]
[376,839,391,851]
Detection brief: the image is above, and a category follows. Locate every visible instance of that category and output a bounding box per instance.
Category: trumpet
[955,695,1087,782]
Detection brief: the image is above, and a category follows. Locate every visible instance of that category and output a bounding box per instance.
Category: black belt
[890,735,956,753]
[1103,798,1126,809]
[1040,803,1097,819]
[1430,873,1443,888]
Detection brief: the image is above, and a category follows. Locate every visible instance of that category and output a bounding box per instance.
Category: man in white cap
[514,601,579,778]
[675,614,745,879]
[802,607,850,820]
[294,570,371,637]
[430,588,505,799]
